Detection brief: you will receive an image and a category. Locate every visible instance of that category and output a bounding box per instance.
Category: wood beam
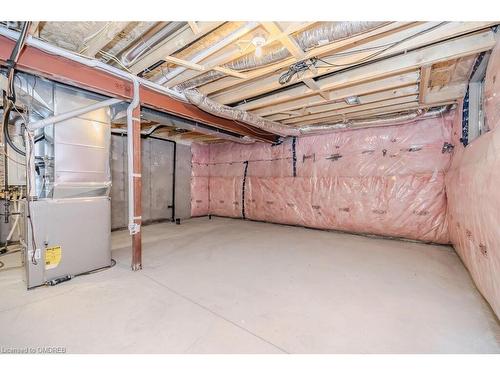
[217,28,495,108]
[424,83,468,103]
[200,22,417,96]
[251,71,420,115]
[129,22,224,74]
[266,85,419,121]
[29,22,40,37]
[207,22,496,104]
[159,22,260,86]
[82,22,129,58]
[165,22,315,90]
[188,21,200,35]
[303,78,330,100]
[261,22,306,59]
[212,66,247,79]
[163,55,248,79]
[163,55,205,71]
[297,102,422,126]
[281,95,419,125]
[419,65,432,104]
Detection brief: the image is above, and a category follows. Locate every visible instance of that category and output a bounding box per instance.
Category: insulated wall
[192,116,452,243]
[445,38,500,318]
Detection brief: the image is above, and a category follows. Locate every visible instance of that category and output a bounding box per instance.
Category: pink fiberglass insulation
[191,115,452,243]
[445,40,500,318]
[484,37,500,131]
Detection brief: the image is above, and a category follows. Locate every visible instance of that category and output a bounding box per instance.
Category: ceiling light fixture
[251,35,266,58]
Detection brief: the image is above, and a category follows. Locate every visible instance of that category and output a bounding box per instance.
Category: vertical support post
[131,105,142,270]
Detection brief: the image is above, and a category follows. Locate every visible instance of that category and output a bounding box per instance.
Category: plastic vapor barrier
[192,115,452,243]
[445,37,500,318]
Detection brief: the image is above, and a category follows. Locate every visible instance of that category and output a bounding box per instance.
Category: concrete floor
[0,217,499,353]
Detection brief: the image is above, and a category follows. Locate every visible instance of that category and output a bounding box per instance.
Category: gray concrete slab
[1,217,499,353]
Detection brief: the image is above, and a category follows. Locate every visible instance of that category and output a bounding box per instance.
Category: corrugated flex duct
[184,89,453,138]
[175,22,385,90]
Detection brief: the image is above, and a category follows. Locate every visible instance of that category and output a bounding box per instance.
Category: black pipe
[148,131,176,223]
[1,21,31,223]
[112,129,177,223]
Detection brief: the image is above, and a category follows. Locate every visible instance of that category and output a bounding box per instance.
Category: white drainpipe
[27,98,122,131]
[0,26,188,103]
[126,77,141,235]
[0,27,148,238]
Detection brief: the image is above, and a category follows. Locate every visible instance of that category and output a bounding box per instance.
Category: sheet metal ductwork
[175,22,385,90]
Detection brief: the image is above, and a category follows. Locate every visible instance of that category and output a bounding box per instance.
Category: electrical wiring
[278,22,447,85]
[97,50,132,73]
[24,129,38,265]
[78,22,111,54]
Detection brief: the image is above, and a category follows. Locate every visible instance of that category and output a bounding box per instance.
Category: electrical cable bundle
[278,22,446,85]
[279,58,318,85]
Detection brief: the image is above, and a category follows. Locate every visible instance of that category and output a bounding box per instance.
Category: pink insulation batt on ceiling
[191,114,453,244]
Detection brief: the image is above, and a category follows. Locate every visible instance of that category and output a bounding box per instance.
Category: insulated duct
[120,22,187,67]
[155,22,260,86]
[112,104,256,144]
[184,88,453,137]
[297,105,455,135]
[175,22,385,90]
[295,21,386,51]
[184,88,299,137]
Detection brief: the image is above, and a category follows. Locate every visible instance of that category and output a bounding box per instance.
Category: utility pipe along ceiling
[1,21,498,142]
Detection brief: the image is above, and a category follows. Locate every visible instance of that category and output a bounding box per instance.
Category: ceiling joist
[209,22,496,105]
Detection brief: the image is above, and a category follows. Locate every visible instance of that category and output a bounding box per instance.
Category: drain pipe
[127,78,140,236]
[0,26,187,103]
[27,98,122,131]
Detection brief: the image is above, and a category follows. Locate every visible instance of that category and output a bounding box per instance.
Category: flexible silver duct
[175,45,291,90]
[294,21,387,51]
[156,22,259,86]
[175,22,386,90]
[298,105,454,136]
[184,88,454,137]
[184,89,299,137]
[120,22,187,67]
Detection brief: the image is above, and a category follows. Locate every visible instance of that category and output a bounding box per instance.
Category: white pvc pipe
[0,27,149,237]
[0,26,188,103]
[27,98,122,131]
[126,78,140,235]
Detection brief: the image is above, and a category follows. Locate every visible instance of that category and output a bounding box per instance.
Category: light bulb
[251,35,266,58]
[255,45,262,58]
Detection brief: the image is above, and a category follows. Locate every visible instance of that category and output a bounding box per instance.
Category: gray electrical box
[22,197,112,288]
